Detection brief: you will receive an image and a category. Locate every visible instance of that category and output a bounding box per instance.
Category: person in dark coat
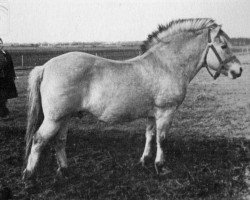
[0,38,18,118]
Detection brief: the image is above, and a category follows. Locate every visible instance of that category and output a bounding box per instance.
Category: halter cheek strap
[204,28,237,79]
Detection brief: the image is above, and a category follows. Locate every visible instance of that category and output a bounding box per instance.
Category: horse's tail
[24,65,45,164]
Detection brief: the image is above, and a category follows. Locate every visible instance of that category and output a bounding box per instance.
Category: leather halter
[204,28,237,79]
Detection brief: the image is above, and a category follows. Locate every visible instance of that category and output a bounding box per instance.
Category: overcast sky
[1,0,250,43]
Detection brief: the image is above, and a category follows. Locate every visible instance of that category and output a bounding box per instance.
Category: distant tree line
[6,41,142,47]
[231,38,250,46]
[5,38,250,47]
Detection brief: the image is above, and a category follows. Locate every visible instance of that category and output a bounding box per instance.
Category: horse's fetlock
[57,167,69,179]
[22,169,37,183]
[140,155,152,167]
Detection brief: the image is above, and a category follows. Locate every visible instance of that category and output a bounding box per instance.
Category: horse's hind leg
[55,120,69,179]
[140,117,155,166]
[23,118,62,181]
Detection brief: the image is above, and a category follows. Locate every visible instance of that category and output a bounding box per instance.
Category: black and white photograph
[0,0,250,199]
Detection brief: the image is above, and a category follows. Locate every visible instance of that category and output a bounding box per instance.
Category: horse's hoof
[22,169,38,193]
[140,156,152,167]
[54,168,69,189]
[154,162,171,176]
[23,179,38,194]
[22,169,34,181]
[56,167,69,180]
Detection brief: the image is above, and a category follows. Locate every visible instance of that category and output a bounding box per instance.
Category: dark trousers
[0,99,9,117]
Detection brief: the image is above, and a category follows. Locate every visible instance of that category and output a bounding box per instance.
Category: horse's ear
[211,25,222,38]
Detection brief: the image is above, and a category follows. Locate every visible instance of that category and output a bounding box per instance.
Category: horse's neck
[147,32,207,83]
[182,37,207,82]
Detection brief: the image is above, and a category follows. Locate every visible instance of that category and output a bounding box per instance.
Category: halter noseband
[204,28,237,79]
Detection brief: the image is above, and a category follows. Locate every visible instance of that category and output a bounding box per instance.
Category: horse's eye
[221,44,227,49]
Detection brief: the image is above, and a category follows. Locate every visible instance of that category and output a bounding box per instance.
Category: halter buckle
[207,42,213,47]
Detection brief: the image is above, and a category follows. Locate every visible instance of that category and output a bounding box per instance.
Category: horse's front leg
[154,106,176,175]
[140,117,156,166]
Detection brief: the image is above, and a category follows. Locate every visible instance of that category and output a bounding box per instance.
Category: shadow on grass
[1,126,250,199]
[36,129,250,199]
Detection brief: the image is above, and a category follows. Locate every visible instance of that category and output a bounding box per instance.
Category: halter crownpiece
[204,28,237,79]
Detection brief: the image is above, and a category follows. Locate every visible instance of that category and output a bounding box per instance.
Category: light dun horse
[23,18,242,186]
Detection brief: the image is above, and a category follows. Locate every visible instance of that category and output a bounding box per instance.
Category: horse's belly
[85,93,153,123]
[100,104,151,123]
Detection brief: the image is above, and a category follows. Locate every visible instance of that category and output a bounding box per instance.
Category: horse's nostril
[240,67,243,74]
[231,69,241,79]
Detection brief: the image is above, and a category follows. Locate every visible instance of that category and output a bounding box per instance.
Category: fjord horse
[23,18,242,186]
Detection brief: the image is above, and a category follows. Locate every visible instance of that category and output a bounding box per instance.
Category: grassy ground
[0,53,249,199]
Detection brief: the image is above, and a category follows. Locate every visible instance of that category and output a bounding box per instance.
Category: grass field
[0,51,250,199]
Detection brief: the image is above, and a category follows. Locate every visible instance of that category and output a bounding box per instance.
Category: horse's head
[204,26,242,79]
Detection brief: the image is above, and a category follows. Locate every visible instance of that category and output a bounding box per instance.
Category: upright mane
[141,18,218,53]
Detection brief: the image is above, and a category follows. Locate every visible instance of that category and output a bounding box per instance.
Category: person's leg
[0,99,9,118]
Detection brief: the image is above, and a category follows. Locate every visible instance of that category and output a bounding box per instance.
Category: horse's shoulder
[154,76,187,107]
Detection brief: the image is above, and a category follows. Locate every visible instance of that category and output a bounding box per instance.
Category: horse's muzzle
[230,67,243,79]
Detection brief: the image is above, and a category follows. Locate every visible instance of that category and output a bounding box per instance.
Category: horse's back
[42,51,133,81]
